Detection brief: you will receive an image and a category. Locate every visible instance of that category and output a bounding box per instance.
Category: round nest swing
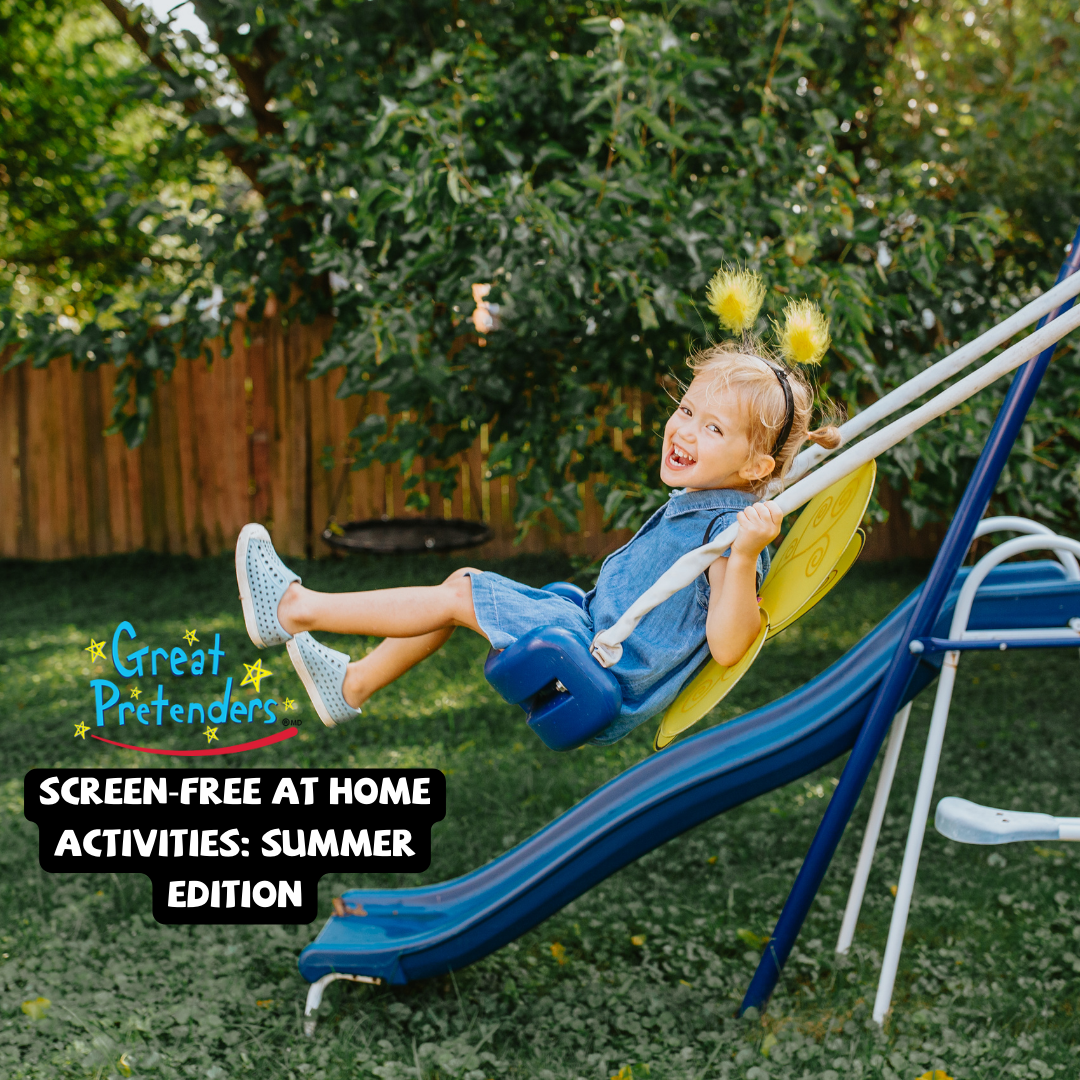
[321,517,492,555]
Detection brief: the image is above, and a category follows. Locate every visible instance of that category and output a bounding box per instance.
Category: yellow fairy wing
[759,460,876,639]
[654,609,769,751]
[652,462,876,752]
[776,528,865,634]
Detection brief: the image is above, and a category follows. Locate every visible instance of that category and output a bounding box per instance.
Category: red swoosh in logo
[90,727,299,756]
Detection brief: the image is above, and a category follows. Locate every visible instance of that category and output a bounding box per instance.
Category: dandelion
[705,266,766,333]
[550,941,567,964]
[21,997,51,1020]
[777,298,831,366]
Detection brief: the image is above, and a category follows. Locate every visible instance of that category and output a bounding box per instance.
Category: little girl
[235,285,839,742]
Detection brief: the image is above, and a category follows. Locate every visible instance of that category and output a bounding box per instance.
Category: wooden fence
[0,320,939,563]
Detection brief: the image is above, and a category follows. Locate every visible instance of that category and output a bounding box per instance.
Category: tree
[0,0,228,323]
[2,0,1078,534]
[855,0,1080,527]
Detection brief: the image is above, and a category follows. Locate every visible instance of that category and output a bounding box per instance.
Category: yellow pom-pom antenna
[705,267,766,334]
[777,298,831,366]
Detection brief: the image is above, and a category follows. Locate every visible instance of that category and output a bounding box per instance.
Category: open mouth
[666,442,696,469]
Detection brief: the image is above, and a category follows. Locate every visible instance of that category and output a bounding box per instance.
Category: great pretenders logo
[79,622,300,755]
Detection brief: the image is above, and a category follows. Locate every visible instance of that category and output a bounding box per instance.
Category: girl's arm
[705,502,783,667]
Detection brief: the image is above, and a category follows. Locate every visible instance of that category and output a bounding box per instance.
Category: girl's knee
[443,566,479,584]
[440,568,479,625]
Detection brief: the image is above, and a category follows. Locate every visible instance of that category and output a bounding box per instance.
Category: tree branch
[229,51,287,139]
[97,0,270,195]
[187,1,286,140]
[760,0,795,118]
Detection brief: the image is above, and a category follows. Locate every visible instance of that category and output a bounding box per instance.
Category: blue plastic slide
[299,561,1080,986]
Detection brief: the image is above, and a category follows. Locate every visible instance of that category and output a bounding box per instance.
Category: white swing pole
[590,301,1080,666]
[871,642,960,1024]
[835,702,913,956]
[784,271,1080,485]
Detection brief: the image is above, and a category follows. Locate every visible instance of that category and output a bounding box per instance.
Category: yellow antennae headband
[704,265,831,365]
[703,266,832,458]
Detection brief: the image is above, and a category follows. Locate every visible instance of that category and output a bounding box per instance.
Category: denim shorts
[466,571,594,651]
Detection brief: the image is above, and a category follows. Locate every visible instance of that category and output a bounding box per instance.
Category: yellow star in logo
[74,722,90,739]
[183,629,199,645]
[240,658,272,693]
[202,725,220,744]
[84,639,106,663]
[283,697,296,711]
[129,686,142,700]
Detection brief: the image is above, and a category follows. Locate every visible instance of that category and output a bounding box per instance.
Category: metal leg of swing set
[872,650,961,1024]
[835,702,913,956]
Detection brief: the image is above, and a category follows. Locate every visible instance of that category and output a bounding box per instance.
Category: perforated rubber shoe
[286,632,361,728]
[235,523,301,648]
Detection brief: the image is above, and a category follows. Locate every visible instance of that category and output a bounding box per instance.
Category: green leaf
[635,106,689,150]
[636,296,659,330]
[446,167,463,204]
[364,96,400,149]
[834,151,860,184]
[580,15,613,34]
[780,43,818,69]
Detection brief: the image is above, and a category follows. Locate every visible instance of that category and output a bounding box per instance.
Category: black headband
[755,358,795,461]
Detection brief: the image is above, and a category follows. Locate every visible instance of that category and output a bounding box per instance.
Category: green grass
[2,551,1080,1079]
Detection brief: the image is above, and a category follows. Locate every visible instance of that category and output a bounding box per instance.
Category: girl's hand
[731,501,783,559]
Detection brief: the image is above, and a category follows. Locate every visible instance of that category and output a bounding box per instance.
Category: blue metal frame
[741,221,1080,1014]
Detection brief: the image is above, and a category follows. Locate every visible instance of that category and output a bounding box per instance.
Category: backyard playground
[6,0,1080,1074]
[4,549,1080,1079]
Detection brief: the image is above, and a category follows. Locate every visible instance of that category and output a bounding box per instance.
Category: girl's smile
[664,440,697,470]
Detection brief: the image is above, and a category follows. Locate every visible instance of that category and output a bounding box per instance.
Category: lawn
[2,550,1079,1080]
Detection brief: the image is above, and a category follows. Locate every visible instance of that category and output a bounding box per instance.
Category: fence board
[22,365,49,558]
[0,364,20,556]
[58,361,88,557]
[172,358,201,556]
[0,323,928,564]
[81,369,111,556]
[100,367,129,552]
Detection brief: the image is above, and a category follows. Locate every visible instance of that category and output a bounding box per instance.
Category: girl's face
[660,376,772,491]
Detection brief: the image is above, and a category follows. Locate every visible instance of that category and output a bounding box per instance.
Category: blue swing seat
[483,583,622,751]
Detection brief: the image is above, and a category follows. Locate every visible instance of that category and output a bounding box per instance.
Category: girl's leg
[342,629,453,708]
[282,567,489,709]
[278,566,485,639]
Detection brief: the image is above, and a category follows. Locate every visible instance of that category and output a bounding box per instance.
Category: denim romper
[468,487,770,744]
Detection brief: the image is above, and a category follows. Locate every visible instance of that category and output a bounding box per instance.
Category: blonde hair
[686,339,842,489]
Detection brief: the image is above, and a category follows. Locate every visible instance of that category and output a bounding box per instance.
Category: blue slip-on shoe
[286,631,362,728]
[235,523,301,649]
